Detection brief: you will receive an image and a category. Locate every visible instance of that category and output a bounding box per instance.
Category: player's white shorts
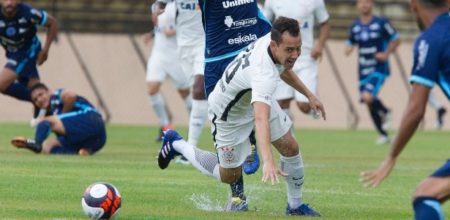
[178,44,205,76]
[211,99,292,169]
[274,56,318,102]
[146,52,193,89]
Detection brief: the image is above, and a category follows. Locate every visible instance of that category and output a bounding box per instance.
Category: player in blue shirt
[11,83,106,156]
[362,0,450,219]
[345,0,400,145]
[0,1,57,110]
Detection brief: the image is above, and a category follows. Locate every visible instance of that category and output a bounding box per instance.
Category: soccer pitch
[0,123,449,219]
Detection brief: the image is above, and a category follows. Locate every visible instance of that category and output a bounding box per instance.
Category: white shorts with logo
[274,56,318,102]
[146,51,193,89]
[210,99,292,169]
[178,44,205,76]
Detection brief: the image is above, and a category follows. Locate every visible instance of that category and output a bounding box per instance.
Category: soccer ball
[81,182,122,220]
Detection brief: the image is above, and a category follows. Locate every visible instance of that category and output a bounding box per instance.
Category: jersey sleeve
[410,38,440,88]
[24,4,48,26]
[314,0,330,24]
[250,61,278,106]
[382,18,399,42]
[263,0,275,20]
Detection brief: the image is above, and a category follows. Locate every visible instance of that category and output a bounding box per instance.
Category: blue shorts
[359,72,387,100]
[431,159,450,177]
[204,56,236,98]
[52,111,106,155]
[5,37,41,82]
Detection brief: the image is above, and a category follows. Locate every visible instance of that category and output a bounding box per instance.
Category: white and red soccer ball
[81,182,121,220]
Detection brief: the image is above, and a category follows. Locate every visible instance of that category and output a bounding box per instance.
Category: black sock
[369,105,387,136]
[373,98,388,114]
[230,175,245,200]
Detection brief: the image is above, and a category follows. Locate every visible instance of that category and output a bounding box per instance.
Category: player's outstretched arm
[280,69,326,120]
[361,84,430,187]
[311,20,330,60]
[253,102,287,185]
[375,38,400,62]
[37,14,57,65]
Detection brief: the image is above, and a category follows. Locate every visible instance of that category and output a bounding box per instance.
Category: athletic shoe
[11,137,42,153]
[285,203,321,217]
[225,197,248,212]
[375,135,390,145]
[243,144,260,175]
[175,156,190,165]
[381,109,392,131]
[436,107,446,129]
[155,124,174,142]
[158,130,182,169]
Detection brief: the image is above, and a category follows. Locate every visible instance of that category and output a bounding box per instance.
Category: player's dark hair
[29,83,49,94]
[271,16,300,44]
[417,0,448,8]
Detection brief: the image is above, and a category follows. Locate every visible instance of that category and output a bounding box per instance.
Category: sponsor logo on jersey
[19,28,27,34]
[227,33,257,45]
[369,23,380,30]
[6,27,16,37]
[18,17,27,24]
[222,0,254,9]
[179,2,198,11]
[416,40,429,71]
[359,46,377,55]
[224,15,257,30]
[359,57,377,67]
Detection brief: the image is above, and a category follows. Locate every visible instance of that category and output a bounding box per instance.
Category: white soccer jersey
[157,0,205,47]
[264,0,329,56]
[153,2,177,52]
[208,33,284,121]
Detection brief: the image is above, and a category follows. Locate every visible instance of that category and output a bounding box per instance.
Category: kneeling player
[12,83,106,155]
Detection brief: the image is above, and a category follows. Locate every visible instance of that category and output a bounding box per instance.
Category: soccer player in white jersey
[264,0,330,118]
[158,17,325,216]
[145,2,193,141]
[154,0,208,157]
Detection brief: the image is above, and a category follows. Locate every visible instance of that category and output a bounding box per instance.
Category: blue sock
[230,175,245,199]
[413,197,444,220]
[4,82,32,102]
[35,121,52,146]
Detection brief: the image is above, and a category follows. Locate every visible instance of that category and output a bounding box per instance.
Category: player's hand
[308,96,326,120]
[375,52,389,62]
[310,43,323,60]
[261,160,287,185]
[360,156,396,188]
[37,49,49,65]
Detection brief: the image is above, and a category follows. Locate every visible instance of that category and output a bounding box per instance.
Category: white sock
[428,93,443,110]
[149,93,170,126]
[281,154,304,209]
[173,139,221,181]
[188,99,208,146]
[184,94,193,114]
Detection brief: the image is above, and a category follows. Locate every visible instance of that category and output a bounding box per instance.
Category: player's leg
[428,92,446,129]
[146,55,173,141]
[360,74,389,144]
[269,100,320,216]
[0,66,31,101]
[294,59,319,117]
[412,160,450,220]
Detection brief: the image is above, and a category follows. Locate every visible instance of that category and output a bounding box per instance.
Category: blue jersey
[49,89,98,116]
[0,3,47,53]
[347,16,398,78]
[410,12,450,100]
[199,0,271,96]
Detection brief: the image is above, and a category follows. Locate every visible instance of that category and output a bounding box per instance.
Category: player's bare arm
[60,90,77,113]
[375,38,400,62]
[361,84,430,187]
[37,14,57,65]
[253,101,287,185]
[345,45,354,56]
[280,69,326,120]
[311,20,330,60]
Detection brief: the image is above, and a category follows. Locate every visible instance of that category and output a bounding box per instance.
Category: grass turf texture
[0,123,449,219]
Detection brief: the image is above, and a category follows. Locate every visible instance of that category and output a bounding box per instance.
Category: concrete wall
[0,33,448,130]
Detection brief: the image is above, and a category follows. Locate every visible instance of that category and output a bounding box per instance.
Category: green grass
[0,123,449,219]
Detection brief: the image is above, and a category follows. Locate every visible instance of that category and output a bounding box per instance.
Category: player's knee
[192,85,205,99]
[147,82,161,96]
[361,93,374,104]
